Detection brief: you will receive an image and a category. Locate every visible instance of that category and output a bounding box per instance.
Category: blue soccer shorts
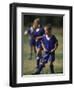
[41,51,55,64]
[29,39,36,46]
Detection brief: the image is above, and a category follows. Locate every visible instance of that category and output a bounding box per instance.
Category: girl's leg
[36,47,42,68]
[33,46,36,57]
[50,61,55,73]
[33,62,45,74]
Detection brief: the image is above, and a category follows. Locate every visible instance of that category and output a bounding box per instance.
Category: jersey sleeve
[41,35,45,44]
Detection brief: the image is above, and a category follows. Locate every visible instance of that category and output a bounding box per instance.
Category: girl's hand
[36,36,42,41]
[36,37,38,41]
[50,48,55,53]
[44,48,47,52]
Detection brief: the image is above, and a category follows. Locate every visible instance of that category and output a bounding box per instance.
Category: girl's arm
[36,36,43,41]
[41,41,47,52]
[51,41,58,53]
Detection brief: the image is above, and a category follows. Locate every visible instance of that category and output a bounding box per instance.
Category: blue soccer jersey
[33,27,45,48]
[41,34,58,63]
[42,34,57,52]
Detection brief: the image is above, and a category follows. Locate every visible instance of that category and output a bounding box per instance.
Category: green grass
[22,27,63,75]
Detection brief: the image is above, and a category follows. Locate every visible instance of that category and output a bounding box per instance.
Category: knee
[40,62,45,67]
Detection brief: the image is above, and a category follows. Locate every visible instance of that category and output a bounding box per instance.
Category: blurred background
[22,14,63,75]
[23,14,63,28]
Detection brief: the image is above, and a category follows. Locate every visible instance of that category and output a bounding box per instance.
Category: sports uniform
[33,34,58,74]
[33,27,44,48]
[41,34,58,63]
[33,27,45,68]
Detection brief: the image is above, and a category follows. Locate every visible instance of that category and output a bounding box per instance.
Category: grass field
[22,27,63,75]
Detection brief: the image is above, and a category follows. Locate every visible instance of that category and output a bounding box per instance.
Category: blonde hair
[33,18,40,24]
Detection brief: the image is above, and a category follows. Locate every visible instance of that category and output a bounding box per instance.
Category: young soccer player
[33,23,45,69]
[24,18,40,59]
[34,24,58,74]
